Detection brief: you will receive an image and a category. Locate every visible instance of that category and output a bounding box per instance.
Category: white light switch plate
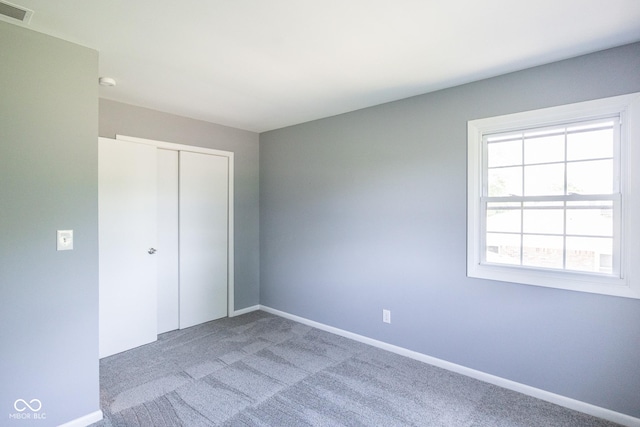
[57,230,73,251]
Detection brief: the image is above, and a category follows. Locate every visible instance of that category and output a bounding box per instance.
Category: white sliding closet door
[157,149,180,334]
[179,151,229,328]
[99,137,158,358]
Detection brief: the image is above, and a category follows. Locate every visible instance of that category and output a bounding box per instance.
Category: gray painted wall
[260,42,640,417]
[0,22,100,425]
[99,99,260,310]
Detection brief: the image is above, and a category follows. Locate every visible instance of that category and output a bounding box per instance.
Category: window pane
[486,233,521,265]
[566,200,612,207]
[522,235,564,269]
[488,140,521,167]
[566,237,613,274]
[488,202,522,208]
[524,163,564,196]
[488,166,522,197]
[567,160,613,194]
[567,128,613,161]
[566,208,613,237]
[487,208,521,233]
[523,201,564,207]
[523,209,564,234]
[524,134,564,164]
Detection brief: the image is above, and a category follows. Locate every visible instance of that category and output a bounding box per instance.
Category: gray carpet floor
[91,310,619,426]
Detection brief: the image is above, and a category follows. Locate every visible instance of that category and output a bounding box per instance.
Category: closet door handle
[148,248,157,255]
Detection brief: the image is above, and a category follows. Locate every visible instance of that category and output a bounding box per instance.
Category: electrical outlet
[383,309,391,324]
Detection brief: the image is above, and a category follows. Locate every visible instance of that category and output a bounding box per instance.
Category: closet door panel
[99,138,158,358]
[157,149,180,334]
[179,151,229,328]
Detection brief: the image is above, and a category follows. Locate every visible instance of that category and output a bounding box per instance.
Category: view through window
[483,118,619,275]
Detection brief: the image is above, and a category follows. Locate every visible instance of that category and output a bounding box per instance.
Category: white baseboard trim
[58,410,103,427]
[231,304,260,317]
[260,305,640,427]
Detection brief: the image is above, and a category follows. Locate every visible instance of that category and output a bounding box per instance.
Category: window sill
[468,262,638,299]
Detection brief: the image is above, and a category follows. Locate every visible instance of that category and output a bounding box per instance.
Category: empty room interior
[2,1,640,426]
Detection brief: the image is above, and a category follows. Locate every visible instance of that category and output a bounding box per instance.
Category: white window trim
[467,92,640,299]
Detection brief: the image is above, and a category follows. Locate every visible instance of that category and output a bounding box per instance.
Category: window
[467,93,640,299]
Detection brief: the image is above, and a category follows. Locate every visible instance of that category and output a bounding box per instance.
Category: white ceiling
[9,0,640,132]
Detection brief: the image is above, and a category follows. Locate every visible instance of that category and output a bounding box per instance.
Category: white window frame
[467,92,640,299]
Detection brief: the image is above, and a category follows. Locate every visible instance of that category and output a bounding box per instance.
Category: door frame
[115,134,235,317]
